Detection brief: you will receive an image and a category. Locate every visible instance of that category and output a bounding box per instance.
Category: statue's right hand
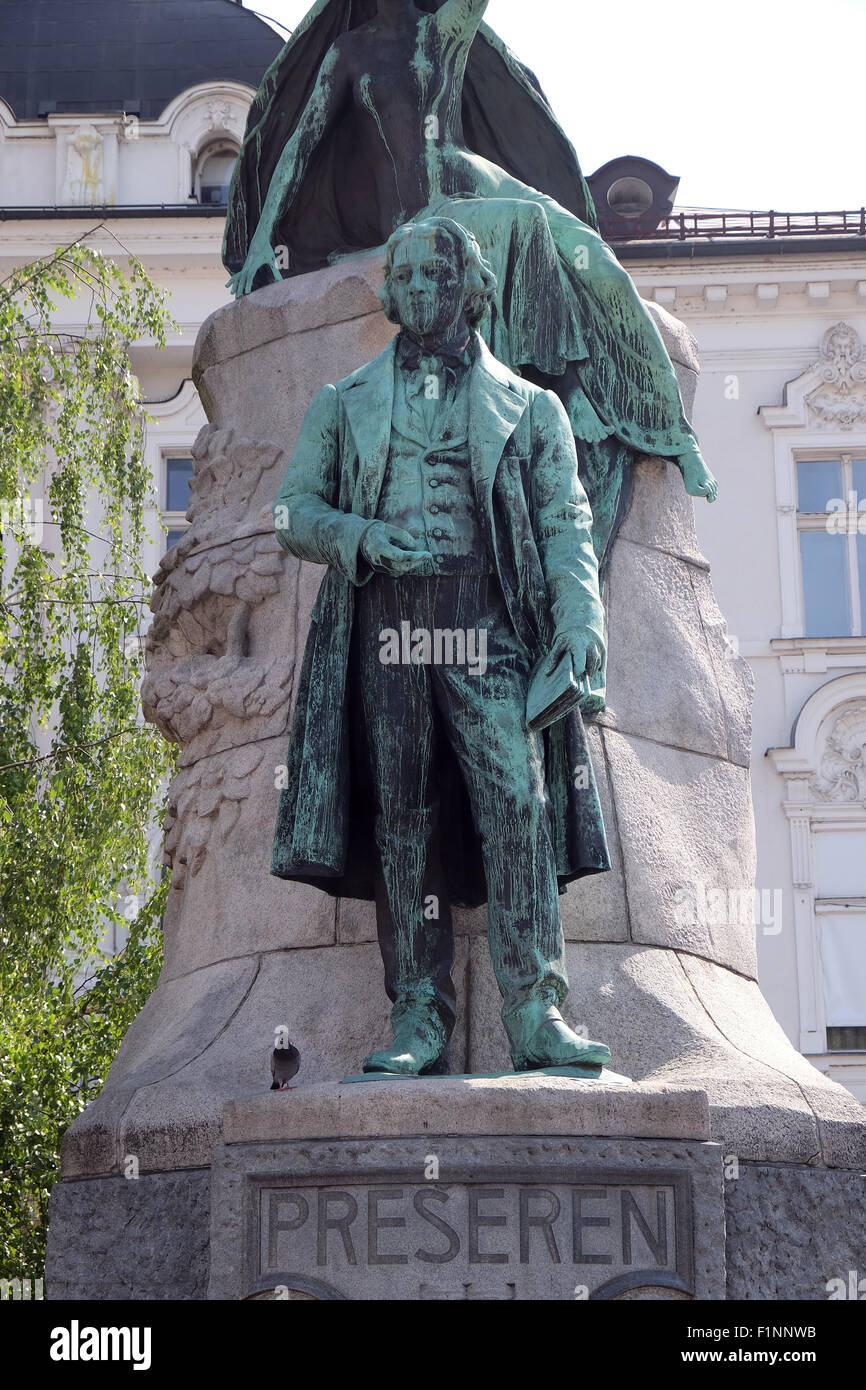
[360,523,433,577]
[225,229,280,299]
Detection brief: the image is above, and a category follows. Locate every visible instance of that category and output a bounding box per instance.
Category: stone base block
[209,1133,725,1301]
[46,1170,210,1301]
[222,1075,709,1144]
[45,1080,866,1300]
[726,1164,866,1300]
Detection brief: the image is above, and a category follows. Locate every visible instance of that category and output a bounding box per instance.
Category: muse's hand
[226,225,280,299]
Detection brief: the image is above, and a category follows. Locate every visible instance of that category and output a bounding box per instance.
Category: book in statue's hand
[526,650,590,733]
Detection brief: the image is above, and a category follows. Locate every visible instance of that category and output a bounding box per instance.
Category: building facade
[0,0,281,582]
[1,1,864,1100]
[621,227,866,1103]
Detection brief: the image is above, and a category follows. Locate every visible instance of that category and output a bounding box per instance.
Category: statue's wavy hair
[380,218,497,329]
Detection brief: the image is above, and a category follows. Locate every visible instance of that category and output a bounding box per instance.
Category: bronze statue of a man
[272,217,611,1076]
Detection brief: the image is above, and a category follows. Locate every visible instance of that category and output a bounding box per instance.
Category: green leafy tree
[0,232,177,1280]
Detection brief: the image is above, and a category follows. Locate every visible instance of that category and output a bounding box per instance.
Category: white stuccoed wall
[625,253,866,1103]
[0,85,253,208]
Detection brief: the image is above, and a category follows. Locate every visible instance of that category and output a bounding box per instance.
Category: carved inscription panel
[207,1137,725,1302]
[257,1173,691,1301]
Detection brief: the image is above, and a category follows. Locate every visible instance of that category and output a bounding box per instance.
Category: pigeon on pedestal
[270,1042,300,1090]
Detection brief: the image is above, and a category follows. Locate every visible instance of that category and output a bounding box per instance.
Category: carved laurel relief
[144,427,294,885]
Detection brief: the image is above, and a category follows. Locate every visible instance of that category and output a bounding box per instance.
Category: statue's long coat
[271,334,611,906]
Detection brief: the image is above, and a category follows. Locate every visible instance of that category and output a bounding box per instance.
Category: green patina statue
[225,0,718,708]
[272,218,612,1075]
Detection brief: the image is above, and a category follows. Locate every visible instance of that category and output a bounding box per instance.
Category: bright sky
[245,0,865,212]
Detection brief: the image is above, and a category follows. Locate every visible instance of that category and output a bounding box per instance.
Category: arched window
[194,142,239,206]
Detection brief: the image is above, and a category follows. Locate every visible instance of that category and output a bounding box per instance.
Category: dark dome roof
[0,0,283,121]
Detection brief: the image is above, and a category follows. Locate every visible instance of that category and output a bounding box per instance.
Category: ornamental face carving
[204,100,236,134]
[809,701,866,803]
[806,323,866,431]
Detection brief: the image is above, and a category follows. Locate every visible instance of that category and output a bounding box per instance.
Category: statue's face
[388,229,465,340]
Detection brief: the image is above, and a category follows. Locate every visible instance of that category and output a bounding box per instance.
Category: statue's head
[380,217,497,339]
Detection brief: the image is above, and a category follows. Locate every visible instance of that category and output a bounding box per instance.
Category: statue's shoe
[506,1001,611,1072]
[362,1006,449,1077]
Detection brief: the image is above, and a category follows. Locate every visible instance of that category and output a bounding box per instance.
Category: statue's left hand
[544,627,605,682]
[226,227,281,298]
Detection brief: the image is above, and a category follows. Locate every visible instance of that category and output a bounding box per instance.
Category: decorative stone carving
[806,323,866,431]
[142,423,293,763]
[142,585,291,761]
[163,744,267,891]
[185,424,284,547]
[62,124,105,204]
[809,701,866,803]
[204,100,235,134]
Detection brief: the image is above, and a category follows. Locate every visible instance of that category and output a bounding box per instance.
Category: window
[827,1027,866,1051]
[814,827,866,1056]
[161,455,193,553]
[606,177,654,219]
[816,903,866,1046]
[797,453,866,637]
[195,143,238,206]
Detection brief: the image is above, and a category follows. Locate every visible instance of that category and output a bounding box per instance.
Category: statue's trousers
[353,571,569,1035]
